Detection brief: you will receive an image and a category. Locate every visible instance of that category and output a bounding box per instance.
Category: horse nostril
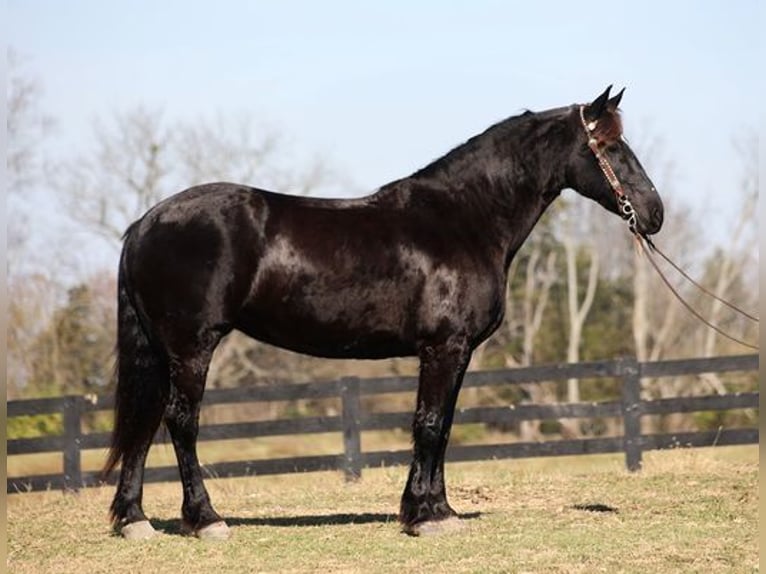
[651,206,663,228]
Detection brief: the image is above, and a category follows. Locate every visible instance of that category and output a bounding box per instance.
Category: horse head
[567,85,664,236]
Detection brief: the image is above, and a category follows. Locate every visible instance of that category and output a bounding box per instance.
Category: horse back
[123,183,504,358]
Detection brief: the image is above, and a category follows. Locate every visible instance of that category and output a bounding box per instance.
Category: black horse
[103,86,663,540]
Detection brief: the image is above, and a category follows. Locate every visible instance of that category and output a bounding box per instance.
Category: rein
[635,235,758,351]
[578,106,759,351]
[641,235,759,323]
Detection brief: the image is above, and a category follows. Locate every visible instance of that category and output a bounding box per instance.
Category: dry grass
[7,446,757,574]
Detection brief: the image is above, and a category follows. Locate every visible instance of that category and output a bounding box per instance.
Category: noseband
[579,105,638,233]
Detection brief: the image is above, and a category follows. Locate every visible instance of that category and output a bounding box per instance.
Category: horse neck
[392,107,576,267]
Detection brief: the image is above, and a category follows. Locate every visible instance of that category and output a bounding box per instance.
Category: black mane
[410,106,574,182]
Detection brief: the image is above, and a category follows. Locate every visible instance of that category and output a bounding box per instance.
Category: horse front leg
[400,337,471,536]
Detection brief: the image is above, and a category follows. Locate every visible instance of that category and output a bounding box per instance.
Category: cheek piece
[579,105,638,234]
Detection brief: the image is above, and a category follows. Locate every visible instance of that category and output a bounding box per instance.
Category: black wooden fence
[7,354,759,493]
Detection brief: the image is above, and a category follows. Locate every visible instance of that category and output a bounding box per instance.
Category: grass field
[7,445,757,574]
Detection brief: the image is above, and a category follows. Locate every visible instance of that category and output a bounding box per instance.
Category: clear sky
[8,0,761,273]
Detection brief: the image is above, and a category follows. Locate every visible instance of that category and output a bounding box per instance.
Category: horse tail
[102,222,169,481]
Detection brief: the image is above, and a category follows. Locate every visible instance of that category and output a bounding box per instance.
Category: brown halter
[579,105,638,233]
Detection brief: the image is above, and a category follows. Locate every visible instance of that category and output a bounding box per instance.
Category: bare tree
[56,107,333,249]
[633,133,757,368]
[174,113,280,187]
[7,275,63,398]
[521,250,558,364]
[55,107,171,243]
[697,132,759,393]
[560,204,600,404]
[485,218,559,441]
[706,133,758,351]
[516,244,559,440]
[7,48,54,193]
[175,113,332,195]
[483,232,559,370]
[623,129,695,364]
[7,48,55,261]
[627,131,759,431]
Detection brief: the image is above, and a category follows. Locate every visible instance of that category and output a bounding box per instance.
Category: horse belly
[235,280,417,359]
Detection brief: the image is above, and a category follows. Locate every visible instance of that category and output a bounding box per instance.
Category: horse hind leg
[104,280,169,540]
[109,378,166,540]
[163,333,230,540]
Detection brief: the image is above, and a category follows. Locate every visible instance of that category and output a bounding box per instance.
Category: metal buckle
[618,195,638,232]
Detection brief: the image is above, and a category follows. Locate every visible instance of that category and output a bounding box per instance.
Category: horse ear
[585,85,612,121]
[607,87,625,111]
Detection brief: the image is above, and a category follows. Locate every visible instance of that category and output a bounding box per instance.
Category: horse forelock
[593,109,623,143]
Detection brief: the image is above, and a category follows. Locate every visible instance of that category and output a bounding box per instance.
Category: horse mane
[394,104,621,190]
[409,106,571,181]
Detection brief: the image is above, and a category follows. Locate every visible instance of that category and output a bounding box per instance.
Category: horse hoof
[403,516,464,537]
[187,520,231,540]
[120,520,157,540]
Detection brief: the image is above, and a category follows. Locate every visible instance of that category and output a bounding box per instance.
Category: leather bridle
[579,105,638,233]
[577,106,758,349]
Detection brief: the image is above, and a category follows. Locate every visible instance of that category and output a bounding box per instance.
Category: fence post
[63,396,83,491]
[340,377,362,481]
[619,357,643,472]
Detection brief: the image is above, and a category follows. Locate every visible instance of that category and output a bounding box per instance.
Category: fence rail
[7,354,759,493]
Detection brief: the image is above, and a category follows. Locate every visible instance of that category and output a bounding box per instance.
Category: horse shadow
[151,511,482,535]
